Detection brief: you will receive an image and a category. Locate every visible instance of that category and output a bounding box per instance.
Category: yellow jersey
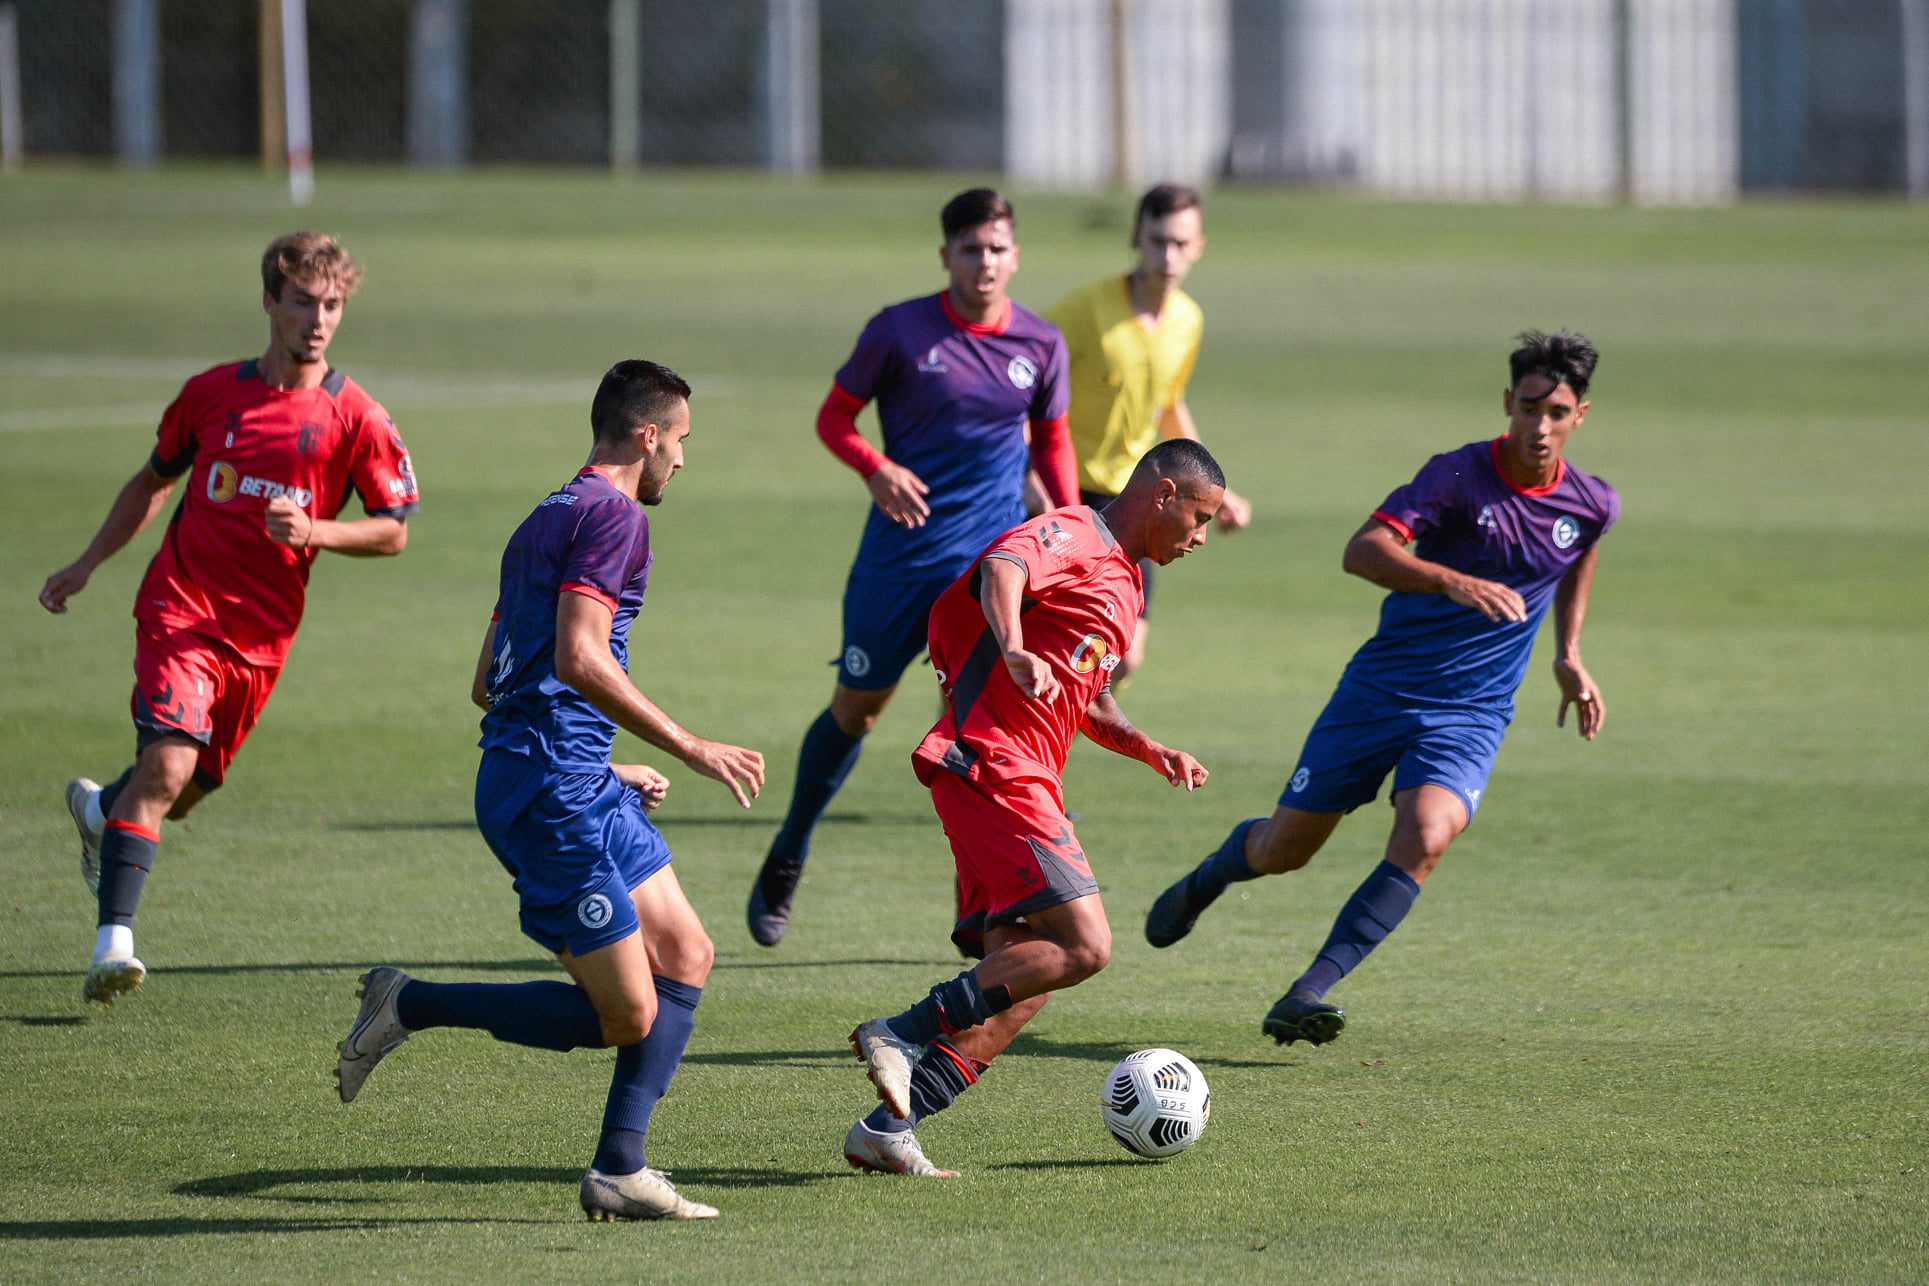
[1046,275,1204,497]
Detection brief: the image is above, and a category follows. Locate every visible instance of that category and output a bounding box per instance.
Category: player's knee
[658,929,714,988]
[599,998,655,1046]
[1062,932,1111,985]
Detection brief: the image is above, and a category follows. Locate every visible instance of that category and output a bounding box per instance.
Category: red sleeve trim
[105,819,161,842]
[1028,414,1078,508]
[817,384,886,478]
[1370,510,1414,543]
[560,581,619,612]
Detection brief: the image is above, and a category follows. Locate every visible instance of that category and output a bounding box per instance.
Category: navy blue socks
[593,976,702,1175]
[97,821,158,929]
[1292,861,1421,999]
[1184,817,1264,907]
[96,766,135,820]
[864,1038,987,1134]
[767,708,863,868]
[395,979,604,1052]
[887,970,1012,1046]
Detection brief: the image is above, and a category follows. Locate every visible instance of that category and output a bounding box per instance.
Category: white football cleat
[843,1119,957,1177]
[848,1018,920,1119]
[580,1167,719,1221]
[83,955,145,1005]
[65,777,104,894]
[336,966,413,1104]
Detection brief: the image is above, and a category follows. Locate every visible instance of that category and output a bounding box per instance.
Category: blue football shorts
[1278,684,1510,823]
[474,749,672,956]
[835,564,957,690]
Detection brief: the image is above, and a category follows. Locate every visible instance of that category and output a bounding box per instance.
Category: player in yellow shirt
[1045,183,1251,682]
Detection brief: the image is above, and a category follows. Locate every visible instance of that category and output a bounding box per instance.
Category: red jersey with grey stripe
[913,506,1143,791]
[137,360,419,665]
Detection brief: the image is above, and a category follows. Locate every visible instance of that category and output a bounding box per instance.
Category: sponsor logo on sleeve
[1290,767,1311,793]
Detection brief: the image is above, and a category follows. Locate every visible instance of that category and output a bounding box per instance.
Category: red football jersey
[134,360,419,665]
[913,506,1144,791]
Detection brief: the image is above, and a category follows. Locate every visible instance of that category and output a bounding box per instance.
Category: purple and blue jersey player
[1146,331,1619,1047]
[334,361,765,1223]
[747,189,1081,946]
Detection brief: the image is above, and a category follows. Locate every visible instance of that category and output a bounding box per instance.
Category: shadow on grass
[988,1158,1150,1171]
[2,1015,88,1027]
[0,1215,556,1240]
[682,1046,854,1068]
[0,959,557,981]
[174,1163,830,1203]
[326,809,920,834]
[709,956,955,971]
[1003,1033,1291,1072]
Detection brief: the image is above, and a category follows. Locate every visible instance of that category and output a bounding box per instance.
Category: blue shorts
[836,565,956,690]
[474,749,672,956]
[1278,685,1510,822]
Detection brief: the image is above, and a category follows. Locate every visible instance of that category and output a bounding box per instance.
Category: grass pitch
[1,167,1925,1282]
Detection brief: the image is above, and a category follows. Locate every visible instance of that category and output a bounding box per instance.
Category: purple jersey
[480,467,652,773]
[836,292,1069,576]
[1342,438,1620,709]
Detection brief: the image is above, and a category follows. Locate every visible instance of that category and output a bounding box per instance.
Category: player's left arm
[1551,543,1605,740]
[265,497,407,557]
[1160,399,1251,530]
[1080,689,1208,790]
[470,618,497,710]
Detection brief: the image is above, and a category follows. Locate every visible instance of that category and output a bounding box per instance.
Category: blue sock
[593,975,702,1175]
[767,708,862,868]
[395,979,604,1052]
[863,1038,986,1133]
[1183,817,1264,905]
[96,766,135,818]
[97,822,158,929]
[1292,861,1422,999]
[888,970,1011,1046]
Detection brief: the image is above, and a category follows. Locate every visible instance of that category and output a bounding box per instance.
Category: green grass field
[1,167,1925,1282]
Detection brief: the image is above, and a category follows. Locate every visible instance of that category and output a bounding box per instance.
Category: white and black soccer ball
[1101,1048,1210,1159]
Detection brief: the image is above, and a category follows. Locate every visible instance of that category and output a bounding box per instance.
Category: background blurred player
[747,188,1080,946]
[843,440,1221,1176]
[1145,331,1618,1046]
[1044,183,1252,683]
[335,360,763,1223]
[39,230,418,1005]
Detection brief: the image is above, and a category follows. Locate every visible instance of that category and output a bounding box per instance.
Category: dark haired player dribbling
[747,188,1081,946]
[39,231,419,1005]
[334,361,764,1222]
[1146,331,1619,1045]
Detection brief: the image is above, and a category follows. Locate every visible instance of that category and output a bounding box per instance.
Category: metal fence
[4,0,1926,199]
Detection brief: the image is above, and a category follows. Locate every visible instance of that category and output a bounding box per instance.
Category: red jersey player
[843,439,1224,1177]
[39,231,419,1005]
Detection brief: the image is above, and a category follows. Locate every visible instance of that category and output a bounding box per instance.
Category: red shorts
[929,770,1099,959]
[131,622,281,791]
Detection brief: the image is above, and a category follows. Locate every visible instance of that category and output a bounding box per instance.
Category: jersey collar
[1488,436,1565,496]
[940,291,1012,337]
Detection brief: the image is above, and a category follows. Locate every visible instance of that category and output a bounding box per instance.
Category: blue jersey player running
[334,361,765,1223]
[748,188,1080,946]
[1145,331,1619,1046]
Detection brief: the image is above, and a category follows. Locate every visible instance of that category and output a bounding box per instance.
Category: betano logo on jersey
[205,460,313,507]
[1070,634,1120,676]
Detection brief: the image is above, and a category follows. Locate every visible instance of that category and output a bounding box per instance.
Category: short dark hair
[1132,182,1203,239]
[1137,438,1225,492]
[591,360,691,443]
[1509,329,1599,399]
[941,188,1014,242]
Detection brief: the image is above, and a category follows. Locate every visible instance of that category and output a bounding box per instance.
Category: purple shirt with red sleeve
[1341,438,1619,711]
[480,467,652,773]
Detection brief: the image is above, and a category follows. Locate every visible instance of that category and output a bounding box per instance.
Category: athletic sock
[887,970,1012,1046]
[95,820,158,947]
[1183,817,1265,906]
[394,979,604,1052]
[863,1038,986,1133]
[91,767,136,828]
[1291,861,1422,999]
[766,708,862,869]
[592,975,702,1175]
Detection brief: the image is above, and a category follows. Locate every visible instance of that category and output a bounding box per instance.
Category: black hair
[1132,182,1203,239]
[1509,329,1599,399]
[591,359,691,443]
[1138,438,1225,492]
[941,188,1015,242]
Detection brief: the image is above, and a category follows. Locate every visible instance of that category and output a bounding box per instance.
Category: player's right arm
[976,555,1060,702]
[553,591,765,808]
[38,463,178,614]
[815,384,930,528]
[1341,519,1526,623]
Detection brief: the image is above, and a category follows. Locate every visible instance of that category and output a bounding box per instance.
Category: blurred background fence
[3,0,1926,200]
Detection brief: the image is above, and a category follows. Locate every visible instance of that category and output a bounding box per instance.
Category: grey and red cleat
[65,777,104,894]
[848,1018,918,1119]
[843,1119,957,1177]
[1262,990,1346,1046]
[580,1167,718,1221]
[336,966,414,1103]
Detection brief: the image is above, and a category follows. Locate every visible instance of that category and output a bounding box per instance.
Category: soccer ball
[1101,1048,1210,1159]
